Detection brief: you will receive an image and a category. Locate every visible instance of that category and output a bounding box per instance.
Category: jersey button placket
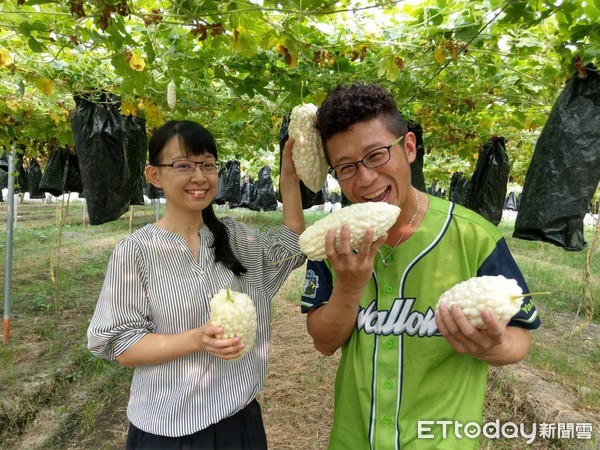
[375,280,399,448]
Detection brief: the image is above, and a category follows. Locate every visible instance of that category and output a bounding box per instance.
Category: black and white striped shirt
[87,218,306,437]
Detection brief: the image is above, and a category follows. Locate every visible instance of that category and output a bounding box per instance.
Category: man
[300,83,540,449]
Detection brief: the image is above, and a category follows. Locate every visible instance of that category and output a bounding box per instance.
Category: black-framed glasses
[328,135,404,181]
[151,159,221,175]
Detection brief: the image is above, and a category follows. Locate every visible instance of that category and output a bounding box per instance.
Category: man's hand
[435,304,531,366]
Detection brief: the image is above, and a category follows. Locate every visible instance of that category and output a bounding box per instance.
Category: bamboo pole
[129,205,134,234]
[82,198,87,228]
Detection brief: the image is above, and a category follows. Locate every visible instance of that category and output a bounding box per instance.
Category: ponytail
[202,206,247,276]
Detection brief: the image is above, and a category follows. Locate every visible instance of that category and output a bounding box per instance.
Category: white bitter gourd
[167,79,177,110]
[210,288,257,359]
[288,103,328,193]
[436,275,525,329]
[299,202,401,261]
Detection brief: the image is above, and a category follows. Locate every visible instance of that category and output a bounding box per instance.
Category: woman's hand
[200,322,246,360]
[280,137,302,184]
[279,137,305,234]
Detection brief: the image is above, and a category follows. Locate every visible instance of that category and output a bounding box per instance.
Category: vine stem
[569,214,599,336]
[50,193,70,311]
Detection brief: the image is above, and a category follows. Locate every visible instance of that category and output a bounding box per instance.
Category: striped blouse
[87,218,306,437]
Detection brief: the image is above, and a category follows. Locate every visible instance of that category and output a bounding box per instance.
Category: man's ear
[145,165,162,189]
[403,131,418,164]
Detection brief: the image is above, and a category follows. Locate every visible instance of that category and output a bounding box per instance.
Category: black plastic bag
[321,179,329,203]
[63,151,84,193]
[71,93,131,225]
[322,177,342,204]
[278,115,324,208]
[146,182,163,200]
[514,66,600,251]
[221,160,241,207]
[27,159,45,199]
[39,146,70,197]
[449,171,469,206]
[504,191,519,211]
[0,153,8,188]
[408,121,426,192]
[15,145,28,194]
[214,167,228,204]
[240,177,254,208]
[250,165,277,211]
[427,183,445,198]
[123,114,147,206]
[465,136,509,226]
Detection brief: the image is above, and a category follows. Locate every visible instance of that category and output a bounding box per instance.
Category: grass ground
[0,200,598,449]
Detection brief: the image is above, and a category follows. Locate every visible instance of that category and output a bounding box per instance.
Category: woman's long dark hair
[148,120,247,276]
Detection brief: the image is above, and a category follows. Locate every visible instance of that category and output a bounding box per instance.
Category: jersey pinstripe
[301,195,541,449]
[88,219,305,437]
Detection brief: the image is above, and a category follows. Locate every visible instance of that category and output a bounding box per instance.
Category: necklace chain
[378,187,420,267]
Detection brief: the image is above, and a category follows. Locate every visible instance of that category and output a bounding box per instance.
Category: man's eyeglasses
[151,159,221,175]
[329,135,404,181]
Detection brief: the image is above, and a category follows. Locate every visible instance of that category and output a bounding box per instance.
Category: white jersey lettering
[357,298,440,337]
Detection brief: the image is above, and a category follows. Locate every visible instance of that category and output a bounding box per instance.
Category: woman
[87,120,305,449]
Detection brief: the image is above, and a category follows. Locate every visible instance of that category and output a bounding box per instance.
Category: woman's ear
[145,165,162,189]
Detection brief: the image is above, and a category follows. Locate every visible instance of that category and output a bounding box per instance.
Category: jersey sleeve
[477,238,541,330]
[300,259,334,313]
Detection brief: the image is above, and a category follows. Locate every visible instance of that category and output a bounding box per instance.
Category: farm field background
[0,200,598,449]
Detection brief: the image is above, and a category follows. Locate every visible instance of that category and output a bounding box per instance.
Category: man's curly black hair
[315,83,409,166]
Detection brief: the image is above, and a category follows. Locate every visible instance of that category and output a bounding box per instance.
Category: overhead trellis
[0,0,598,184]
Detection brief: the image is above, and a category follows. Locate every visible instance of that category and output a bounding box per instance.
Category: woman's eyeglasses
[151,159,221,175]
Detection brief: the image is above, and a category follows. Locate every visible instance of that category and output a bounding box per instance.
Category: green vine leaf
[0,0,596,188]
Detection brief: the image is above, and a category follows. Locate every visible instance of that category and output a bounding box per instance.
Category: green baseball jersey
[301,195,540,449]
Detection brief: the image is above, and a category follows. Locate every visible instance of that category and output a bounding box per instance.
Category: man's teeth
[364,187,387,200]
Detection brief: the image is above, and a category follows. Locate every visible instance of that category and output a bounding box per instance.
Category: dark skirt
[125,399,267,450]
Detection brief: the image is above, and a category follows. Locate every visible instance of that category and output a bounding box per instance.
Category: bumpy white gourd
[167,79,176,110]
[436,275,524,329]
[299,202,401,261]
[288,103,328,193]
[210,288,257,358]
